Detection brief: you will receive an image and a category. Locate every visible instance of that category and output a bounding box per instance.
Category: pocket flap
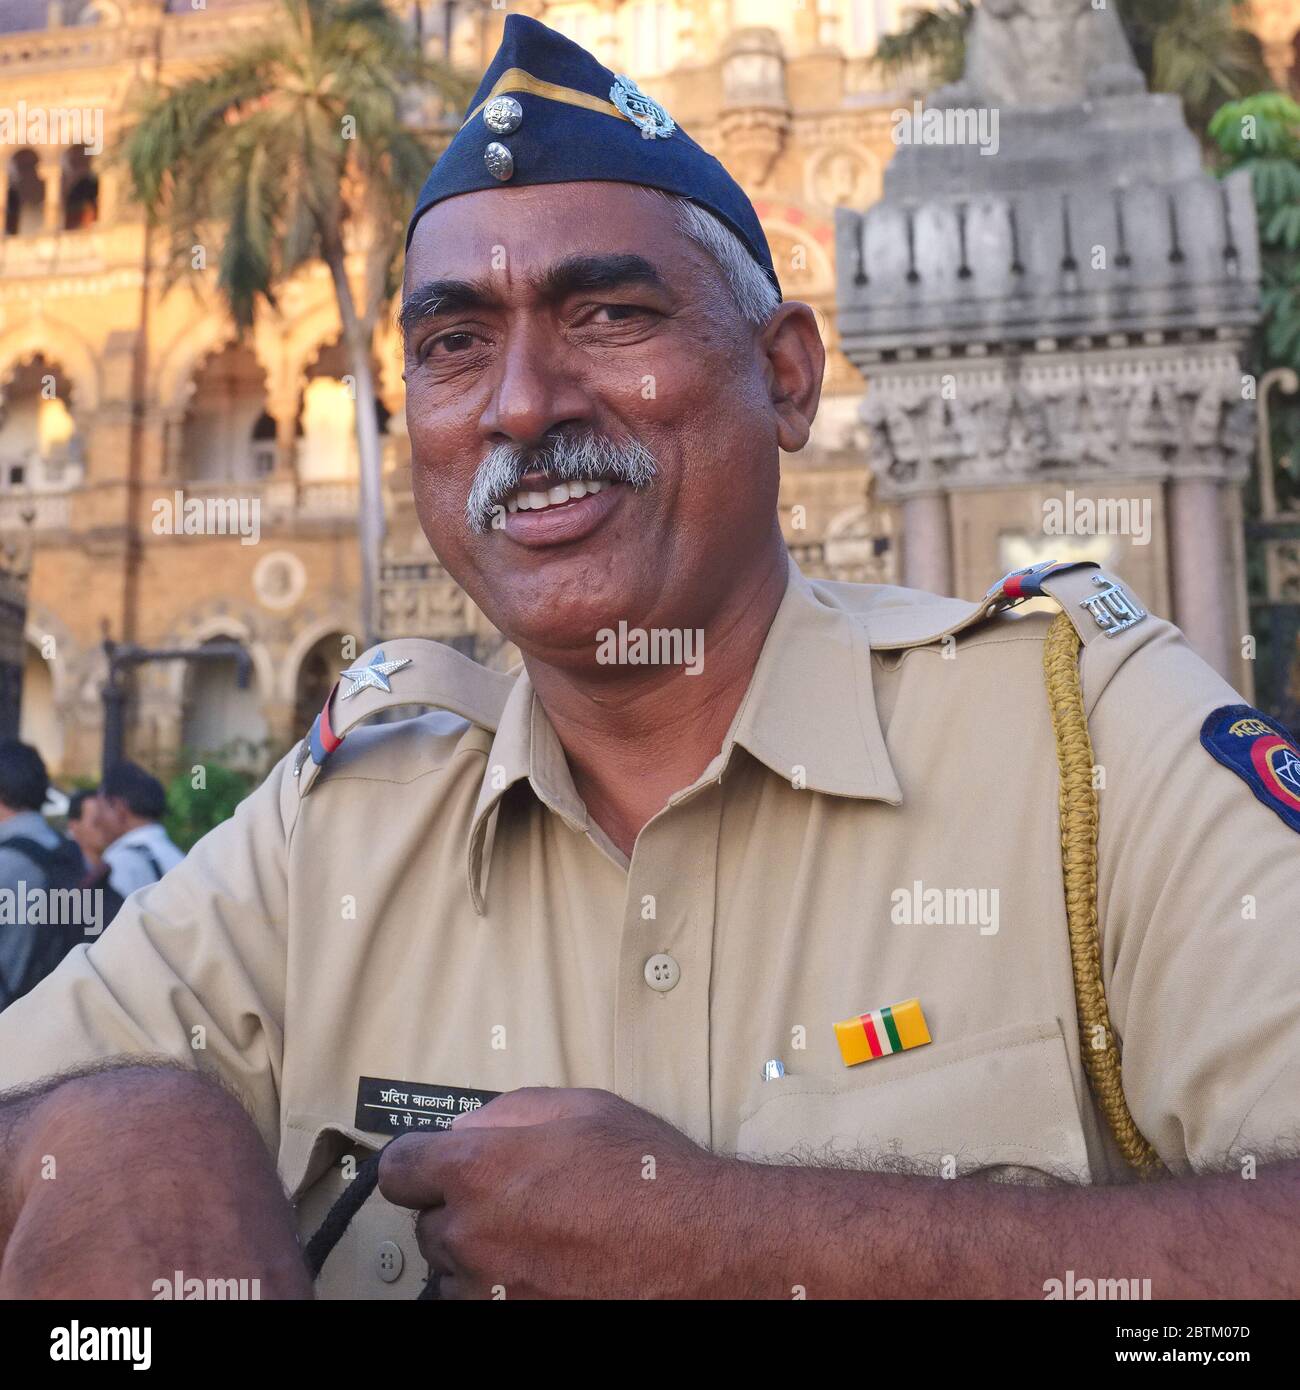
[279,1113,386,1198]
[737,1019,1092,1181]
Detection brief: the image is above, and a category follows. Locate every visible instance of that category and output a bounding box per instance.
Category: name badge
[354,1075,501,1134]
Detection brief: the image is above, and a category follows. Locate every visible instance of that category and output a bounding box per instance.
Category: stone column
[39,149,64,233]
[900,491,953,596]
[96,164,117,226]
[274,409,299,478]
[1167,475,1238,683]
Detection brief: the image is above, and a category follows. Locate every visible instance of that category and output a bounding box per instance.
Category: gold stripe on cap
[462,67,632,129]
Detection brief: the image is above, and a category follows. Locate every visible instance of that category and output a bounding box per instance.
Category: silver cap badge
[609,74,675,140]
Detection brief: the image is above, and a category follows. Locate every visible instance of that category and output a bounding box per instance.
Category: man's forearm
[0,1061,312,1298]
[713,1157,1300,1299]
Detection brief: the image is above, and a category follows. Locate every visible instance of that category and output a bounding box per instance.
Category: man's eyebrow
[537,253,669,300]
[399,254,670,338]
[398,279,498,336]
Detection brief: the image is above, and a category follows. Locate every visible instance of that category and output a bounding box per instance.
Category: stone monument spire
[939,0,1144,109]
[835,0,1261,687]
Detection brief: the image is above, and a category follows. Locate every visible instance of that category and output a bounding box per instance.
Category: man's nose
[478,322,592,446]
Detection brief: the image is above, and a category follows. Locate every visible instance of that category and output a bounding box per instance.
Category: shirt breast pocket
[280,1115,425,1300]
[735,1019,1093,1183]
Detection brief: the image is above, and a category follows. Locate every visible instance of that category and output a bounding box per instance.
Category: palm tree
[873,0,1272,143]
[873,0,974,90]
[120,0,468,644]
[1125,0,1274,138]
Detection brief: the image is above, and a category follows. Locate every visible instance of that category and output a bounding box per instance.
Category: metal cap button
[376,1240,404,1283]
[483,95,523,135]
[644,952,680,992]
[484,141,514,181]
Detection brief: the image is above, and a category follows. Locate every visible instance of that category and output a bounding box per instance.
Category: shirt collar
[728,556,903,802]
[0,810,53,845]
[467,667,588,912]
[465,554,903,912]
[112,823,164,848]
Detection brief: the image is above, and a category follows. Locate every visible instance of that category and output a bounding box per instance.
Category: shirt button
[376,1240,404,1283]
[644,952,680,992]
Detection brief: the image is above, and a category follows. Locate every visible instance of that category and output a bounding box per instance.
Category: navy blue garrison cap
[406,14,780,294]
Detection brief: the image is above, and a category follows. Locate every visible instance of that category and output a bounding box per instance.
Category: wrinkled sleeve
[0,751,301,1151]
[1089,621,1300,1174]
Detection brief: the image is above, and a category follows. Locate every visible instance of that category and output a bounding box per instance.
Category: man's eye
[427,331,477,357]
[592,303,646,323]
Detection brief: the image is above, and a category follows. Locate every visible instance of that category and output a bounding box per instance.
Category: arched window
[250,411,277,476]
[181,637,268,770]
[4,150,44,238]
[179,342,271,483]
[0,356,81,490]
[63,149,98,230]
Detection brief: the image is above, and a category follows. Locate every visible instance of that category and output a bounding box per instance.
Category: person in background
[65,787,126,930]
[0,740,87,1009]
[65,788,105,881]
[95,762,184,900]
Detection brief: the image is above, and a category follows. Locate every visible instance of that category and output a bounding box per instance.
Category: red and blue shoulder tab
[290,640,514,795]
[1200,705,1300,834]
[985,559,1095,604]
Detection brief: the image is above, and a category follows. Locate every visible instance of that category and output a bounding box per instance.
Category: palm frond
[116,0,463,328]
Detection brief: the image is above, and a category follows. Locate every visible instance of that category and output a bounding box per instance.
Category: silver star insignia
[338,649,412,700]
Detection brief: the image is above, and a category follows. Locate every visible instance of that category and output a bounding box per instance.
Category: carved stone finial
[936,0,1145,109]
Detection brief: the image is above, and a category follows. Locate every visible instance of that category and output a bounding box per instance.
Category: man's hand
[378,1086,747,1299]
[378,1085,1300,1301]
[0,1064,312,1300]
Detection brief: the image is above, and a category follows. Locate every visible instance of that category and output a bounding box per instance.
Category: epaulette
[292,638,515,796]
[868,560,1152,658]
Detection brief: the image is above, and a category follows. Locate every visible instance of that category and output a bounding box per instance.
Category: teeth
[505,479,615,516]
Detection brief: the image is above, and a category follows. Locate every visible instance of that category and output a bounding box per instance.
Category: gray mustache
[466,433,657,533]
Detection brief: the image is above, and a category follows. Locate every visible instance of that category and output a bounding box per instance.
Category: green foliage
[116,0,468,327]
[1209,93,1300,504]
[163,758,257,852]
[1121,0,1271,138]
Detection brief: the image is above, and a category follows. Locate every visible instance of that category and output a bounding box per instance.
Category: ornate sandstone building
[1,0,922,778]
[0,0,1295,776]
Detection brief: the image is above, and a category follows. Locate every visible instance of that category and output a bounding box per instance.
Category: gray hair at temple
[651,190,782,328]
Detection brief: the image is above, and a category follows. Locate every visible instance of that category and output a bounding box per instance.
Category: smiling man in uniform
[0,16,1297,1300]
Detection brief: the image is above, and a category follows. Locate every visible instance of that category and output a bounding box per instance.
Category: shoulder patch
[1200,705,1300,834]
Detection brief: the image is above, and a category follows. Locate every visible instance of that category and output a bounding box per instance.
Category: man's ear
[761,302,825,454]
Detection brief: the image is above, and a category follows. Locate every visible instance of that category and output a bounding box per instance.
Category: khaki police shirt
[1,558,1297,1298]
